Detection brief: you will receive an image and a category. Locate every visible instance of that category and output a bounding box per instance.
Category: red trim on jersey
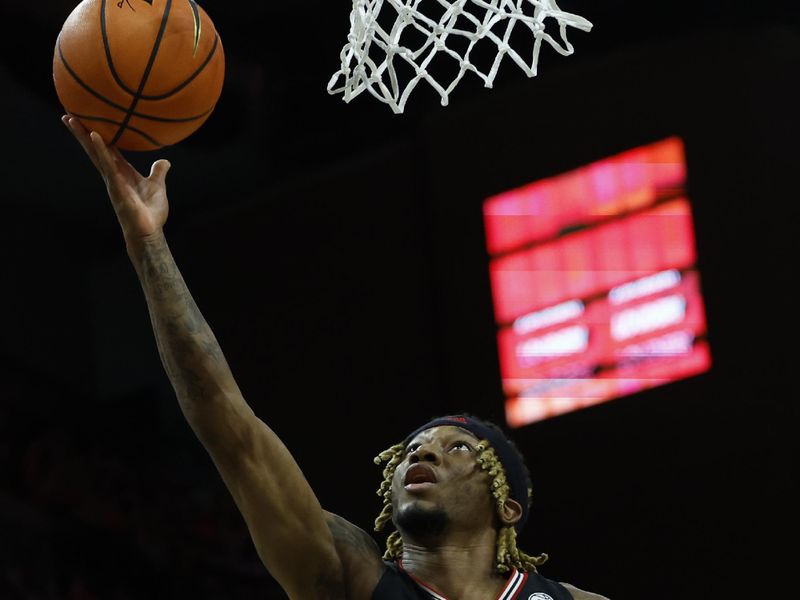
[499,570,528,600]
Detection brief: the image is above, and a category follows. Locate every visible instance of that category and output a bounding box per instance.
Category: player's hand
[62,115,171,246]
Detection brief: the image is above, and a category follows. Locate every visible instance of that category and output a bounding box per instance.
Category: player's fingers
[89,131,118,177]
[89,132,135,209]
[62,115,102,171]
[148,160,171,184]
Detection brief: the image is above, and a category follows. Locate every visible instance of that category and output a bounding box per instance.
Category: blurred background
[1,1,797,598]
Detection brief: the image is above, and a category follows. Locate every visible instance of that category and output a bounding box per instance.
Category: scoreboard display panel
[483,138,711,427]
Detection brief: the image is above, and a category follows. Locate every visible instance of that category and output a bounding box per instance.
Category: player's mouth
[404,463,437,492]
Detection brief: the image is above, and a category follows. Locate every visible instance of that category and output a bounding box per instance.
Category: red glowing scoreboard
[483,137,711,427]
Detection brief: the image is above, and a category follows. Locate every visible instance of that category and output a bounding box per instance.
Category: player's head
[373,414,548,573]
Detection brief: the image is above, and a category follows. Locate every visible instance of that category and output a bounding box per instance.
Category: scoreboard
[483,138,711,427]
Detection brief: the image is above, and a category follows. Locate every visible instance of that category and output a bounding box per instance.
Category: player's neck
[400,531,507,599]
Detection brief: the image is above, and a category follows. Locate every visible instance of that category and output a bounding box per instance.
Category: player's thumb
[150,160,172,184]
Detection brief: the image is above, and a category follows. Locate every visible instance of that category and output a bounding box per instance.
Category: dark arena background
[1,1,797,598]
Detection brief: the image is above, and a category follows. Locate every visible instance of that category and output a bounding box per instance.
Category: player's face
[391,426,495,535]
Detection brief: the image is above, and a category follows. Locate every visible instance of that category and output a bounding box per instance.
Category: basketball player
[63,115,609,600]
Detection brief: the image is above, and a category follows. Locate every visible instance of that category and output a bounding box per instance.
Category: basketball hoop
[328,0,593,114]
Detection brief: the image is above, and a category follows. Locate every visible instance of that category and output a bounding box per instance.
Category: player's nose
[408,442,441,465]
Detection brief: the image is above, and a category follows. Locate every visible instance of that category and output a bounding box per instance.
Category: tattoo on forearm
[135,237,231,403]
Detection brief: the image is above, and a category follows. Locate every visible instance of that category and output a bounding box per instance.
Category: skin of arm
[130,233,346,597]
[62,116,384,599]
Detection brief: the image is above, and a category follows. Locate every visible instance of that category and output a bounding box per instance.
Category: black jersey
[372,560,573,600]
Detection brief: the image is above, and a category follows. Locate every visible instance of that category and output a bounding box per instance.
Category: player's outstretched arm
[62,116,382,599]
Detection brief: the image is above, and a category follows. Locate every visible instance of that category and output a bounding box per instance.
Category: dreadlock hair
[372,418,549,574]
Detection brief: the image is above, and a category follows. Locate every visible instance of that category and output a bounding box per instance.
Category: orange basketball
[53,0,225,151]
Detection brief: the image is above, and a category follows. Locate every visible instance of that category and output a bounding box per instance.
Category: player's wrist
[125,229,167,261]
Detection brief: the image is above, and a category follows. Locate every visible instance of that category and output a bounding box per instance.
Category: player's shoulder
[560,582,611,600]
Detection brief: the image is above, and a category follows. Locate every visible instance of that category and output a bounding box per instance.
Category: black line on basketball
[69,111,164,147]
[135,107,213,123]
[58,39,130,114]
[139,34,219,101]
[100,0,137,97]
[112,0,173,145]
[59,40,213,123]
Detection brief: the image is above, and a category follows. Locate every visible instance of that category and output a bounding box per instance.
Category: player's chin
[394,501,449,538]
[395,493,445,522]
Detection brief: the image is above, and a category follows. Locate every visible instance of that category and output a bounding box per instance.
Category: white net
[327,0,593,114]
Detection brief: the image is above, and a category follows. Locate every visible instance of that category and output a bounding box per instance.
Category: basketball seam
[68,111,163,148]
[100,0,136,97]
[58,38,130,114]
[139,34,220,101]
[110,0,173,145]
[100,0,220,103]
[57,41,214,124]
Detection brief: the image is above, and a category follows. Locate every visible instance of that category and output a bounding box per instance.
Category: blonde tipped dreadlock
[373,443,404,550]
[475,442,548,573]
[373,440,548,573]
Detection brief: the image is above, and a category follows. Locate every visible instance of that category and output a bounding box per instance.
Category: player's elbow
[181,391,258,457]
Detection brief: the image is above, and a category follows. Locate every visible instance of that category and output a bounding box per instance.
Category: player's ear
[498,497,523,526]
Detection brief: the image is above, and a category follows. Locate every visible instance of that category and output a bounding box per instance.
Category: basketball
[53,0,225,151]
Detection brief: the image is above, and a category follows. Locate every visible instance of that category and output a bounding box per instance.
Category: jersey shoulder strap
[371,562,575,600]
[519,571,575,600]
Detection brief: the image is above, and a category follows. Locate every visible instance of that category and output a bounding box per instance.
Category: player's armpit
[325,512,386,600]
[562,582,611,600]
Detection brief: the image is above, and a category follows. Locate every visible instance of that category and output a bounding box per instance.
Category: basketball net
[328,0,593,113]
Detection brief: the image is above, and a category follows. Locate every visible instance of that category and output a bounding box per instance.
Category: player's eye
[405,443,420,455]
[449,441,472,452]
